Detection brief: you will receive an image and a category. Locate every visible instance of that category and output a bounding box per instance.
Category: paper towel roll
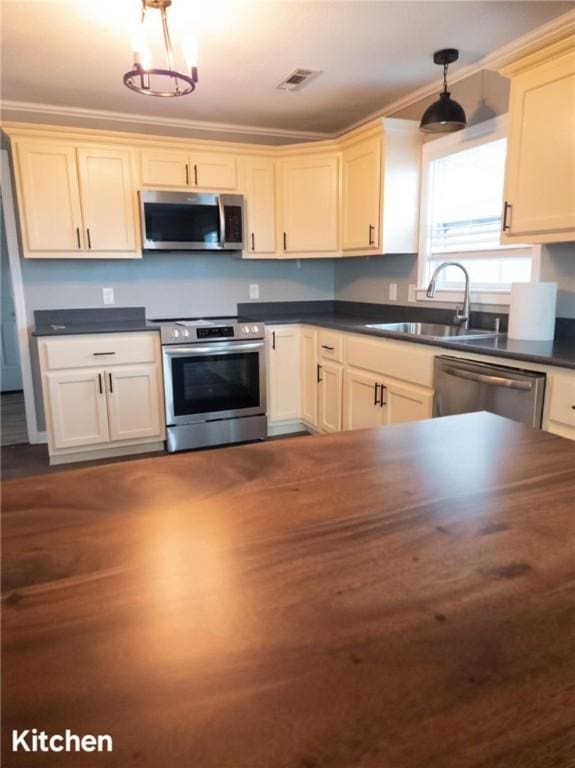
[508,282,557,341]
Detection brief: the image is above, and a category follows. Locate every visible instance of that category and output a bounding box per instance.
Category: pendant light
[123,0,198,98]
[419,49,466,133]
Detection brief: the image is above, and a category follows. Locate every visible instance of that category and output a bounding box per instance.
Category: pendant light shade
[420,49,466,133]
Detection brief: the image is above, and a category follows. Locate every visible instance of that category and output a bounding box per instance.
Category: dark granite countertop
[32,307,158,337]
[238,302,575,371]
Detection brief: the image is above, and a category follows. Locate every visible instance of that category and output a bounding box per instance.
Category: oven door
[163,340,266,426]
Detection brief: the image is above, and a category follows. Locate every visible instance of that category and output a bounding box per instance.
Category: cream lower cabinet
[46,369,110,449]
[544,371,575,440]
[266,325,301,427]
[343,368,385,431]
[301,326,319,428]
[318,361,343,433]
[384,378,434,425]
[39,332,165,464]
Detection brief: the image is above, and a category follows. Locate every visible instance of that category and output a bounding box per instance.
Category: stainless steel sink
[364,322,498,340]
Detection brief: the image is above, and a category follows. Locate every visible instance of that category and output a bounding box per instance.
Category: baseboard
[49,440,165,466]
[267,420,307,437]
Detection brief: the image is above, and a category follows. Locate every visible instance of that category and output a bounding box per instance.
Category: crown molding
[0,100,332,144]
[337,8,575,136]
[2,8,574,145]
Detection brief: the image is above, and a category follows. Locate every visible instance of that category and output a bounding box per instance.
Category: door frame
[1,149,44,444]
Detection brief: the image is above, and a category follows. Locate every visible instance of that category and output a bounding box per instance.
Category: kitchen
[1,1,575,765]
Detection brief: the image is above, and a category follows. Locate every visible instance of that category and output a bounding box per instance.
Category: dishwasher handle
[441,365,534,392]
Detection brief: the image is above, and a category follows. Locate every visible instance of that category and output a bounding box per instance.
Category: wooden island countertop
[2,412,575,767]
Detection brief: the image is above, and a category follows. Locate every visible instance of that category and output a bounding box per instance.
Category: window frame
[417,114,541,307]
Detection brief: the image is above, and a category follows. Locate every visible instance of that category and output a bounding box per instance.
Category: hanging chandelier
[123,0,198,98]
[419,49,466,133]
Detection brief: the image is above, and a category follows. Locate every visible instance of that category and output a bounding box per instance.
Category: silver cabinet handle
[442,365,533,391]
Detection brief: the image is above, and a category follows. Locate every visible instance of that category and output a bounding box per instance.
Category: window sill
[415,288,511,307]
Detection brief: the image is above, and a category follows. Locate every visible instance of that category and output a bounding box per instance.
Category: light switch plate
[102,287,115,305]
[389,283,398,301]
[249,284,260,300]
[408,284,416,303]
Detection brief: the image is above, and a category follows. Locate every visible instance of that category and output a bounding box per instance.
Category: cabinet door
[341,136,381,251]
[301,327,318,428]
[191,152,237,190]
[140,149,190,188]
[46,370,109,449]
[382,379,433,426]
[267,326,301,423]
[77,147,137,252]
[343,368,384,431]
[280,154,339,253]
[245,158,276,254]
[503,50,575,240]
[319,361,343,433]
[15,141,83,254]
[106,364,163,441]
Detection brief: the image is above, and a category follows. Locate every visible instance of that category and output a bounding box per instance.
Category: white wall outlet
[249,283,260,300]
[102,287,115,305]
[408,284,417,303]
[388,283,398,301]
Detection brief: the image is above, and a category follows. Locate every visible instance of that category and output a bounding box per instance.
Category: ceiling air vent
[276,68,322,91]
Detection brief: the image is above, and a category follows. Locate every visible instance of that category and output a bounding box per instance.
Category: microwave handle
[218,196,226,248]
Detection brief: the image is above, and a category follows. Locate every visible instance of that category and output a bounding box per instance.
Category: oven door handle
[164,341,265,357]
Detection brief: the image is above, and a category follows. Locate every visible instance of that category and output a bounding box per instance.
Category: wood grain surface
[2,412,575,767]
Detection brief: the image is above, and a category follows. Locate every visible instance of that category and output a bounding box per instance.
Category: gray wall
[334,69,575,317]
[21,253,335,322]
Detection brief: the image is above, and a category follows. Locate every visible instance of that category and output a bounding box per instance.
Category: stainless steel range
[153,317,266,452]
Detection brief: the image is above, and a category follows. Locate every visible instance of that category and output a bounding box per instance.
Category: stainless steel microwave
[139,190,245,251]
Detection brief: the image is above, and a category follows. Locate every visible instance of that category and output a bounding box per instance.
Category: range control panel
[158,319,264,345]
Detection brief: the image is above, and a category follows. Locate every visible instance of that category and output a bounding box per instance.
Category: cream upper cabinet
[77,147,136,252]
[140,148,237,190]
[140,149,190,187]
[15,141,83,254]
[192,152,237,190]
[107,364,163,441]
[279,154,339,254]
[501,40,575,243]
[266,325,301,424]
[13,139,139,259]
[319,361,343,433]
[383,378,433,425]
[341,135,382,251]
[244,157,276,255]
[46,369,109,450]
[343,368,384,431]
[301,326,319,428]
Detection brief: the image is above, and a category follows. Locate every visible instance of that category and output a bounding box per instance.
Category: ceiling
[1,0,574,141]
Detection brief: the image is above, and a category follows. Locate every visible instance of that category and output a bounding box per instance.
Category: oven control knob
[251,325,259,334]
[242,325,250,334]
[181,329,190,337]
[172,329,180,338]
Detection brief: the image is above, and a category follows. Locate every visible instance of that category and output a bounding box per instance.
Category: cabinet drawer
[41,332,158,371]
[344,334,434,388]
[318,330,343,362]
[548,373,575,428]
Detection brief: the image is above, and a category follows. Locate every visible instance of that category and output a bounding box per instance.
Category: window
[418,115,539,304]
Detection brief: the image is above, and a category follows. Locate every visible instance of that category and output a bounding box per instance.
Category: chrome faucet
[426,261,471,330]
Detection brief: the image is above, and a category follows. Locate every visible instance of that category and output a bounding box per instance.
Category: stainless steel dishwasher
[433,356,546,428]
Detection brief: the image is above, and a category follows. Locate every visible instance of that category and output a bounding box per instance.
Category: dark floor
[1,432,310,480]
[1,391,27,446]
